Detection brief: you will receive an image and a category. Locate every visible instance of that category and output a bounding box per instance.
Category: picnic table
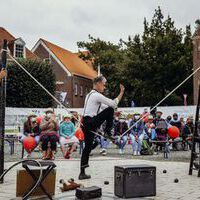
[4,133,19,155]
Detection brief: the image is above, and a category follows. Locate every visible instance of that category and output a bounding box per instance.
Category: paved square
[0,157,200,200]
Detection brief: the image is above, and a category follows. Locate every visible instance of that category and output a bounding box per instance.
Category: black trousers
[40,135,58,151]
[80,107,114,169]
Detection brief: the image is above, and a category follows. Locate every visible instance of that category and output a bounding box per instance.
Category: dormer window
[15,44,24,58]
[14,38,26,58]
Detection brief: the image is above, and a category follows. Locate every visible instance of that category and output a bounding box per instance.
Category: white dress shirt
[83,90,119,117]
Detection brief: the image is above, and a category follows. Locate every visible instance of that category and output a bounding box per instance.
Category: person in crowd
[71,111,80,128]
[129,113,146,155]
[98,122,109,156]
[180,116,185,135]
[40,109,59,160]
[169,113,183,150]
[154,111,168,151]
[182,117,194,150]
[59,113,79,159]
[115,114,129,154]
[21,113,41,158]
[166,115,172,123]
[141,108,150,124]
[145,115,156,141]
[170,113,182,130]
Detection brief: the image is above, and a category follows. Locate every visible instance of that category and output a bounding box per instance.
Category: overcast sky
[1,0,199,52]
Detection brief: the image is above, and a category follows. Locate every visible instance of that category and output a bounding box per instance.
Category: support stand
[189,83,200,177]
[0,40,7,183]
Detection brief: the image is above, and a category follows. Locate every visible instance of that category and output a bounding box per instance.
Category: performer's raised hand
[120,84,125,93]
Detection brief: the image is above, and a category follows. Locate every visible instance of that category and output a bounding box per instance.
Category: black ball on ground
[104,181,109,185]
[174,178,179,183]
[163,170,167,173]
[59,179,64,184]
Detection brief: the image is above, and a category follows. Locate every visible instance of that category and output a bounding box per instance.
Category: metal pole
[0,40,7,183]
[189,82,200,175]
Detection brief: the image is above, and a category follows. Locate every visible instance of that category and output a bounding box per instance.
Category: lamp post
[183,94,187,106]
[0,40,7,183]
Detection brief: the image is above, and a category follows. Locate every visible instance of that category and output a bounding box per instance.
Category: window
[74,84,78,96]
[80,86,83,96]
[15,44,24,58]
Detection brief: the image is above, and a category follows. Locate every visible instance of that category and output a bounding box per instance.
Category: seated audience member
[141,108,150,124]
[115,114,129,154]
[170,113,182,131]
[169,113,183,150]
[40,109,59,160]
[71,111,80,128]
[59,113,79,159]
[21,113,41,157]
[154,111,168,151]
[129,113,146,155]
[166,115,172,123]
[182,117,194,150]
[145,115,156,141]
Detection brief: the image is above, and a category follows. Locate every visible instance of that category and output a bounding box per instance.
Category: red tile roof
[0,27,37,59]
[41,39,97,79]
[75,51,94,70]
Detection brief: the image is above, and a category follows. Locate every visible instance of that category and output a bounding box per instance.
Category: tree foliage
[77,7,193,107]
[6,59,56,108]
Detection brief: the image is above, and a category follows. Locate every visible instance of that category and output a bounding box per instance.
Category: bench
[5,134,17,155]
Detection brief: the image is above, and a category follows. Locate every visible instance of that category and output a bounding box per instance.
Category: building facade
[32,39,97,108]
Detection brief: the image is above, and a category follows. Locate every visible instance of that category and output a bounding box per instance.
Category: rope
[1,49,82,125]
[120,64,200,138]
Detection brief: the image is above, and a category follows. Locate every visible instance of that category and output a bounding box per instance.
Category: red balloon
[35,116,44,124]
[168,126,180,139]
[23,136,36,153]
[75,128,84,141]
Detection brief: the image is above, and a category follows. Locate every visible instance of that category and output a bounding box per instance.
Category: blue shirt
[59,121,75,139]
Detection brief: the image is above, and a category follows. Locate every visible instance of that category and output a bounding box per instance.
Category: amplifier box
[76,186,102,200]
[114,164,156,198]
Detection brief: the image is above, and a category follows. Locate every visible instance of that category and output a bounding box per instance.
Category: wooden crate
[16,169,56,197]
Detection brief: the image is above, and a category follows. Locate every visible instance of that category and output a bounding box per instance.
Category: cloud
[1,0,199,51]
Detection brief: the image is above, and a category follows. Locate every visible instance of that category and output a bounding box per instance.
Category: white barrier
[5,106,196,127]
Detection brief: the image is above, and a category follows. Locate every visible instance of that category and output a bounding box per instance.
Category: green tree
[123,7,193,106]
[77,35,124,101]
[6,59,56,108]
[77,7,193,107]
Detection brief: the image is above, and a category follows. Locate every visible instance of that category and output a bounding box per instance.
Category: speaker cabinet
[114,165,156,198]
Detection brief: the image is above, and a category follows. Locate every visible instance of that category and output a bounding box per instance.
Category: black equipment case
[75,186,102,200]
[114,164,156,198]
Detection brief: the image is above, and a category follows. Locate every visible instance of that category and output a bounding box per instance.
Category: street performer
[79,75,125,180]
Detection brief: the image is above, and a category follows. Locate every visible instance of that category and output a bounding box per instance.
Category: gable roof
[34,39,97,79]
[0,27,37,59]
[74,50,94,70]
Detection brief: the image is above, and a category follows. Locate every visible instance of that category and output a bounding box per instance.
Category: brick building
[32,39,97,108]
[193,25,200,105]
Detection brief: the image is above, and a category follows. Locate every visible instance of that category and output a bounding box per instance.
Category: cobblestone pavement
[0,157,200,200]
[1,142,199,200]
[4,142,191,163]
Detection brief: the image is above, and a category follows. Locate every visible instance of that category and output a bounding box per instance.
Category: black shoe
[78,173,91,180]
